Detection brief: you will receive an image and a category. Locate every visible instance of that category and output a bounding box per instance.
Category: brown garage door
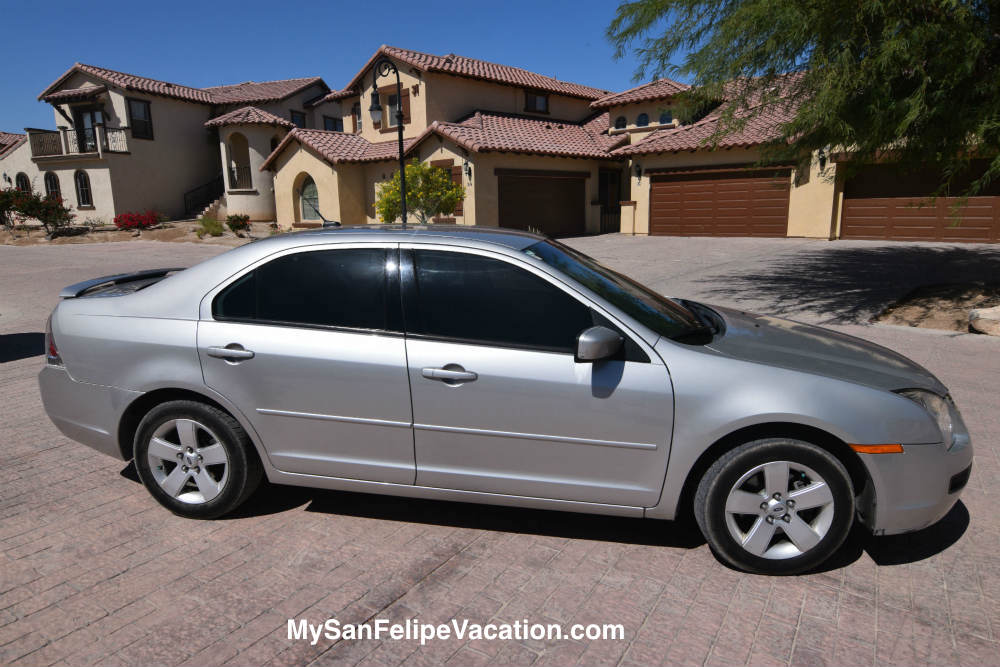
[498,169,586,237]
[649,168,791,237]
[841,165,1000,242]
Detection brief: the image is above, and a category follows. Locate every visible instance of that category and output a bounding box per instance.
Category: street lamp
[369,57,407,226]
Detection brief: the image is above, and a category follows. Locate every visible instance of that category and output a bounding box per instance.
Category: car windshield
[522,240,706,340]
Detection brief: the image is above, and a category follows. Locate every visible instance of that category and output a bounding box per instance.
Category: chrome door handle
[421,367,478,383]
[207,345,255,361]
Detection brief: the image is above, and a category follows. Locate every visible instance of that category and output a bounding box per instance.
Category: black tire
[694,438,854,575]
[133,400,262,519]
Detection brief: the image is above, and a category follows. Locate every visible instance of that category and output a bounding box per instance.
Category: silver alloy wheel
[724,460,835,560]
[146,418,229,504]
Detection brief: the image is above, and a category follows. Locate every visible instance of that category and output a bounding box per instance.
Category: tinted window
[408,250,592,352]
[214,248,392,331]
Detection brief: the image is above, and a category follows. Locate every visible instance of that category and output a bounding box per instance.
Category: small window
[127,99,153,139]
[614,116,627,129]
[385,94,400,128]
[270,136,280,153]
[408,250,593,352]
[213,248,392,331]
[74,171,92,207]
[352,103,362,133]
[659,110,673,125]
[636,113,649,127]
[44,172,60,198]
[524,91,549,114]
[323,116,344,132]
[290,110,307,128]
[15,172,30,192]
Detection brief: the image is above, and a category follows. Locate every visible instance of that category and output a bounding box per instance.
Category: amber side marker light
[849,443,904,454]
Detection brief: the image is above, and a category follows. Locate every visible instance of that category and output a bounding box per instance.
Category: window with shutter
[429,159,464,220]
[127,99,153,140]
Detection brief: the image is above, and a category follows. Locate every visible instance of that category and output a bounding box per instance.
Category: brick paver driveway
[1,237,998,667]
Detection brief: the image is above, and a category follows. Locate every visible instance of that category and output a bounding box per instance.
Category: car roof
[268,224,545,251]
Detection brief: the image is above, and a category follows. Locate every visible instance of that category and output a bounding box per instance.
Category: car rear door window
[213,247,394,331]
[407,249,592,352]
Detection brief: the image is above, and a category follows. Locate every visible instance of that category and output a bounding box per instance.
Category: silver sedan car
[39,226,972,574]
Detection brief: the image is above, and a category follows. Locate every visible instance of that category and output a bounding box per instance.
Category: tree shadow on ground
[0,332,44,363]
[695,245,1000,324]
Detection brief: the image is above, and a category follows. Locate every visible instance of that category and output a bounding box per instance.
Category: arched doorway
[226,132,252,189]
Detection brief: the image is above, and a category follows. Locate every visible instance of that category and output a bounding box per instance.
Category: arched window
[636,113,649,127]
[74,171,92,207]
[659,110,673,125]
[300,175,319,221]
[614,116,627,129]
[44,172,60,198]
[15,172,30,192]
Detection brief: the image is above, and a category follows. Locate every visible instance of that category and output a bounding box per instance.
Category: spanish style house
[3,47,998,242]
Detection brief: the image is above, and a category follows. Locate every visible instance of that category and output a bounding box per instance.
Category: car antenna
[297,187,341,227]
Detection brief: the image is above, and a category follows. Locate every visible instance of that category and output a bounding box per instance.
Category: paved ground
[1,236,998,667]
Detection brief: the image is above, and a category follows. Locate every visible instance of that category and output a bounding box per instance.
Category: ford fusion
[39,226,972,574]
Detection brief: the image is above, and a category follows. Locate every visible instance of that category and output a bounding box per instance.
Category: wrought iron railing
[27,125,130,157]
[27,130,62,157]
[229,165,253,190]
[600,207,621,234]
[184,175,224,217]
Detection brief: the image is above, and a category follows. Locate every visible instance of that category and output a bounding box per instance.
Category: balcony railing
[26,125,130,158]
[229,165,253,190]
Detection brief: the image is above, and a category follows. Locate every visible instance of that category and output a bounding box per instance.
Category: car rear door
[198,243,415,484]
[400,244,673,507]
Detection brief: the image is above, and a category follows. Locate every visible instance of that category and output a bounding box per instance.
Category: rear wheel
[695,438,854,574]
[134,400,261,519]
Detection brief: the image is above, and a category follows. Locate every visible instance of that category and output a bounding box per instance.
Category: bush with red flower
[113,210,161,230]
[1,187,74,237]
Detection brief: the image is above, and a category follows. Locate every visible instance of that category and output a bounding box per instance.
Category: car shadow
[862,501,970,565]
[695,245,1000,324]
[0,332,44,363]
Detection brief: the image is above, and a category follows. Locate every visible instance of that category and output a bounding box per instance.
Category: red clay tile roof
[307,89,357,107]
[38,64,327,106]
[343,46,612,101]
[260,128,417,170]
[204,106,295,128]
[590,77,690,109]
[612,100,797,155]
[203,77,326,104]
[38,63,213,103]
[41,84,108,103]
[408,111,626,159]
[0,131,26,159]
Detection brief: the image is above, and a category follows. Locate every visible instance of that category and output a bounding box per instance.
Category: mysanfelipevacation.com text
[288,617,625,645]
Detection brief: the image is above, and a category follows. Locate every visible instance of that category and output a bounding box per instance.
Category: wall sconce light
[634,163,642,181]
[463,159,472,180]
[817,147,828,172]
[1,173,9,184]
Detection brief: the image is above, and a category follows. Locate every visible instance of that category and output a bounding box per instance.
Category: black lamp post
[369,58,407,226]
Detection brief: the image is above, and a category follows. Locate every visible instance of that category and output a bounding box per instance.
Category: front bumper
[857,435,973,535]
[38,366,140,460]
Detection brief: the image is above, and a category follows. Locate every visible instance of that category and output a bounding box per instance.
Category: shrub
[196,216,224,239]
[226,214,251,233]
[2,187,74,236]
[113,210,160,230]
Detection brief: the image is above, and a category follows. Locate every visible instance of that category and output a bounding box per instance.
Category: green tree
[608,0,1000,196]
[375,159,465,224]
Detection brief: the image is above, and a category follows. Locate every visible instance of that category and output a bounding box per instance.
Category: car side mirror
[576,326,623,363]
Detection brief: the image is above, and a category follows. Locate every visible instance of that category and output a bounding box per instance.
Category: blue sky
[0,0,674,132]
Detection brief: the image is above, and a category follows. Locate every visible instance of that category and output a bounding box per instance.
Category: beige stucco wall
[624,148,838,238]
[219,125,286,220]
[426,73,595,124]
[1,139,117,224]
[349,59,428,143]
[271,143,339,228]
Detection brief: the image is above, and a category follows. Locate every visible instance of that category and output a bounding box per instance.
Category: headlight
[897,389,954,445]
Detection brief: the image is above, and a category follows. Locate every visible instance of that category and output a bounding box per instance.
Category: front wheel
[134,400,262,519]
[695,438,855,574]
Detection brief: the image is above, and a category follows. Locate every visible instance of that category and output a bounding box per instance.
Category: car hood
[701,305,947,394]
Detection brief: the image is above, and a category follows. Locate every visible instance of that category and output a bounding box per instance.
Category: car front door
[198,244,414,484]
[401,245,673,507]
